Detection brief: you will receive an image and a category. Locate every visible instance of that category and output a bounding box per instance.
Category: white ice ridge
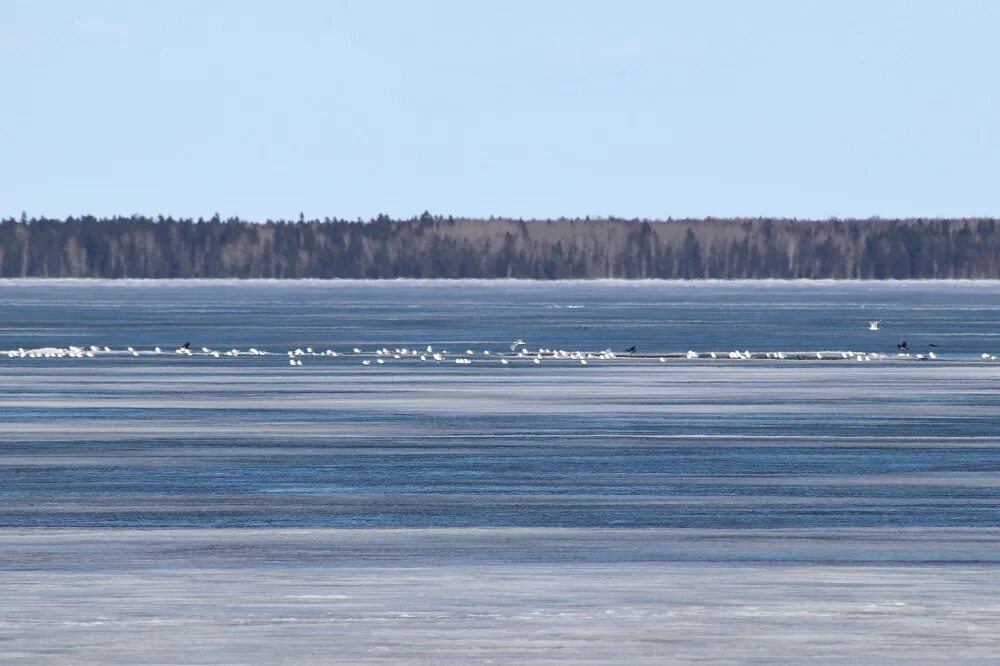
[0,343,977,366]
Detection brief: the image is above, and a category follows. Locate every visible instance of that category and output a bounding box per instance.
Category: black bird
[928,343,939,348]
[897,341,908,350]
[181,341,191,350]
[624,345,637,354]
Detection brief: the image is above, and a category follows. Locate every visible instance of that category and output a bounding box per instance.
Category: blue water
[1,280,1000,531]
[6,280,1000,663]
[2,279,1000,355]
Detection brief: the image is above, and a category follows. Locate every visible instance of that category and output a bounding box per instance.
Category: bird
[181,342,191,350]
[928,343,939,348]
[624,346,637,354]
[510,339,525,352]
[897,341,908,351]
[868,320,880,331]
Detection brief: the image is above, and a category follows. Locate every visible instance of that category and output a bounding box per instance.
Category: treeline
[0,213,998,279]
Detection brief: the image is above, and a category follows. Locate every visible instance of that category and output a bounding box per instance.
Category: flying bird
[510,339,526,352]
[624,346,637,354]
[868,320,880,331]
[897,341,908,351]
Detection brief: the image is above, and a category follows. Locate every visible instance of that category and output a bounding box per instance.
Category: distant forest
[1,213,998,279]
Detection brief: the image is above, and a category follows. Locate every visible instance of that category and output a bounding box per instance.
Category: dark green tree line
[0,214,997,279]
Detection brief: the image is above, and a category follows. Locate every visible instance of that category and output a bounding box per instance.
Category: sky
[1,0,998,221]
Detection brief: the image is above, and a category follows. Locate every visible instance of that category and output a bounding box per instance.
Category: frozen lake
[2,281,1000,662]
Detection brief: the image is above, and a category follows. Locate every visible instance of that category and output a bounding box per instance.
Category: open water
[2,280,1000,663]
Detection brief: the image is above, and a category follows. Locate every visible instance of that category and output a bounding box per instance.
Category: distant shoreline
[3,216,998,279]
[1,278,999,286]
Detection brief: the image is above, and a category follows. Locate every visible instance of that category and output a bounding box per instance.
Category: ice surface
[3,529,1000,664]
[3,281,1000,662]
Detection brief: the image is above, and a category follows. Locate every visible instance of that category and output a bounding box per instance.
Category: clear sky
[2,0,998,221]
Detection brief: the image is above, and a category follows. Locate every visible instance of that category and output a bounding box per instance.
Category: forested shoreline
[1,214,998,279]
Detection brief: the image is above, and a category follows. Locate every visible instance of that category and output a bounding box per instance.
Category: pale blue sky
[2,0,998,220]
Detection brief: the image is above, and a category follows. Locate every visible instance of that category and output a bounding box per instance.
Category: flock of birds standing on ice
[2,322,997,366]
